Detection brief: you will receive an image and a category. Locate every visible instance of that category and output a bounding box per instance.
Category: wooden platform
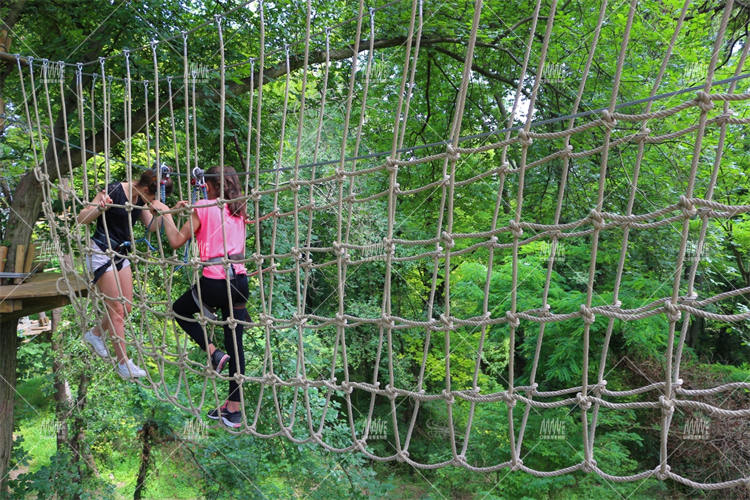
[0,272,88,320]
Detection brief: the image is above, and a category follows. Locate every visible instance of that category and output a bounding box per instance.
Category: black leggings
[173,275,250,402]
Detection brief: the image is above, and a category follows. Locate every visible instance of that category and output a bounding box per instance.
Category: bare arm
[157,200,200,249]
[77,190,111,225]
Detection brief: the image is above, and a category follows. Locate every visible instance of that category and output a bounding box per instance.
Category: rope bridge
[7,0,750,489]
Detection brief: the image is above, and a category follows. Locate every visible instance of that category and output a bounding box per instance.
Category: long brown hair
[136,168,174,197]
[206,166,246,219]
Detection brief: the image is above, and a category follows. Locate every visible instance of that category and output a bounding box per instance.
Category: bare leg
[94,265,133,364]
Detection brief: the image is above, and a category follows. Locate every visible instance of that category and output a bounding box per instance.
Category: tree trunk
[133,420,156,500]
[0,318,18,495]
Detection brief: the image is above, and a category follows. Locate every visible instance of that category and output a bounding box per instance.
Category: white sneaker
[84,329,110,359]
[117,359,147,380]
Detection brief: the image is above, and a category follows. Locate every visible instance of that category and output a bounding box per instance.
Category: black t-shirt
[92,182,145,251]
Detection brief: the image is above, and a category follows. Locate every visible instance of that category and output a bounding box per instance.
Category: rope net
[9,0,750,488]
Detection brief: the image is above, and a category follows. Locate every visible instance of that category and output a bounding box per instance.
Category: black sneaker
[211,349,230,373]
[222,409,242,429]
[207,401,228,420]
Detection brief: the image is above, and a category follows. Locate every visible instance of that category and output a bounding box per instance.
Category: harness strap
[202,254,245,280]
[90,238,132,284]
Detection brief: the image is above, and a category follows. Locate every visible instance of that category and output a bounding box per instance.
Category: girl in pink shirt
[157,166,270,428]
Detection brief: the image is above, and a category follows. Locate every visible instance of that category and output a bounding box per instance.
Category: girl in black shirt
[77,169,173,380]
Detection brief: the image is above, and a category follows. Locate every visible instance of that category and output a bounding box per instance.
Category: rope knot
[287,179,300,191]
[440,231,455,249]
[340,381,353,394]
[655,464,671,481]
[510,457,523,471]
[442,174,451,186]
[600,110,617,130]
[396,450,410,462]
[385,384,397,400]
[589,209,605,230]
[439,313,454,331]
[579,304,595,325]
[582,459,598,473]
[508,221,523,238]
[33,167,47,183]
[576,392,592,411]
[332,241,345,257]
[335,312,347,326]
[663,300,681,323]
[637,127,651,141]
[290,247,302,260]
[446,144,460,161]
[517,130,533,147]
[381,314,395,329]
[499,161,511,174]
[658,395,675,412]
[674,378,683,389]
[442,389,455,405]
[385,157,398,172]
[678,195,697,218]
[292,312,307,326]
[695,91,714,112]
[505,311,520,329]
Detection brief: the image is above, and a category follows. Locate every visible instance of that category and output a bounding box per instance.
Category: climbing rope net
[7,0,750,489]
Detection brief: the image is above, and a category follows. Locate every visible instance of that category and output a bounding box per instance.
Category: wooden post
[13,245,25,284]
[0,246,7,273]
[0,318,17,494]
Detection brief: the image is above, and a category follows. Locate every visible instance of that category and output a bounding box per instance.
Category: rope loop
[678,195,698,218]
[695,90,714,112]
[123,49,130,61]
[663,300,682,323]
[150,39,158,50]
[579,304,595,325]
[214,14,223,27]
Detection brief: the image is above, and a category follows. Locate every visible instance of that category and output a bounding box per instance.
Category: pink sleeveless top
[194,199,247,279]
